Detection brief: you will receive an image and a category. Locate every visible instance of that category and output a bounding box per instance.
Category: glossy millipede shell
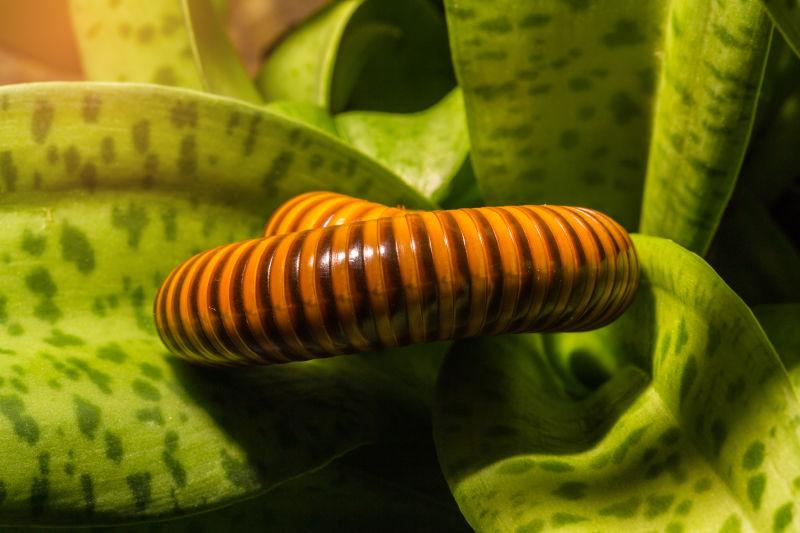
[155,192,639,366]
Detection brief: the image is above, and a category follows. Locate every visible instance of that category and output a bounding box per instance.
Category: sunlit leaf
[256,0,363,109]
[443,0,669,229]
[69,0,260,103]
[640,1,772,254]
[444,0,772,253]
[434,235,800,532]
[335,88,469,201]
[264,100,341,137]
[257,0,455,113]
[0,81,438,525]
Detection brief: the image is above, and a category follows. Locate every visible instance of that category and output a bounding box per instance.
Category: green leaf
[443,0,670,229]
[69,0,260,103]
[335,89,469,201]
[264,91,470,204]
[754,304,800,390]
[761,0,800,58]
[264,101,341,137]
[434,235,800,532]
[0,81,437,525]
[444,0,772,252]
[181,0,261,103]
[256,0,364,109]
[706,200,800,305]
[257,0,455,113]
[640,1,772,254]
[89,437,470,532]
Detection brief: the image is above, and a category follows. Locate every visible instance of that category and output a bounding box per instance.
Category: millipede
[154,192,639,366]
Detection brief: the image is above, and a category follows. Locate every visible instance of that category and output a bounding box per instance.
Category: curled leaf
[434,235,800,532]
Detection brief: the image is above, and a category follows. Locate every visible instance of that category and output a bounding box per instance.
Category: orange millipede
[155,192,639,366]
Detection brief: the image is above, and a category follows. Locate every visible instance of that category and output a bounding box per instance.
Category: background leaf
[761,0,800,58]
[69,0,259,103]
[443,0,670,229]
[257,0,455,113]
[335,88,469,201]
[0,82,439,525]
[754,304,800,390]
[434,235,800,532]
[640,0,772,254]
[706,200,800,306]
[444,0,772,254]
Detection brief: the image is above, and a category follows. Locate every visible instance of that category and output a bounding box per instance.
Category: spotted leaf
[69,0,260,103]
[640,0,772,254]
[434,235,800,532]
[0,81,443,525]
[444,0,772,254]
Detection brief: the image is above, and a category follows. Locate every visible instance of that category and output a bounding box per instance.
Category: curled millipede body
[263,191,406,237]
[155,193,639,366]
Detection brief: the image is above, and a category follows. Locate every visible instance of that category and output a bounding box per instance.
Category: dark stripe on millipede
[470,209,504,334]
[518,207,562,330]
[285,232,326,355]
[186,248,222,359]
[408,214,439,342]
[315,226,350,351]
[541,206,588,330]
[378,217,410,344]
[495,208,535,332]
[207,245,243,361]
[170,252,207,357]
[346,222,380,348]
[230,242,272,359]
[439,212,471,339]
[156,266,182,354]
[577,210,629,329]
[256,237,300,360]
[565,208,612,329]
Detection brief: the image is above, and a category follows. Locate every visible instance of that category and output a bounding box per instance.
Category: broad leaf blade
[434,235,800,532]
[335,89,469,201]
[0,81,437,525]
[443,0,670,229]
[69,0,259,103]
[640,0,772,254]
